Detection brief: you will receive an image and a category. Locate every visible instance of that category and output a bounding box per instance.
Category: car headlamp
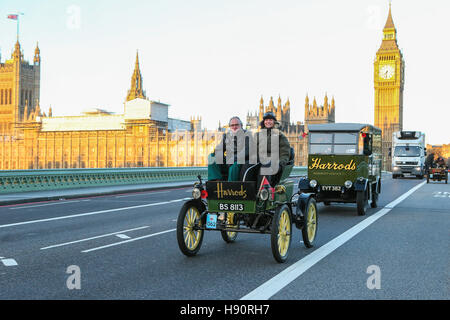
[259,188,269,201]
[192,187,201,199]
[309,180,318,188]
[344,180,353,188]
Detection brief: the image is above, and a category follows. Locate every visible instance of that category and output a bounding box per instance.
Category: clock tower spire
[374,3,405,171]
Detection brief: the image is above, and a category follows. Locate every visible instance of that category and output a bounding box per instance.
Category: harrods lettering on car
[309,158,357,171]
[214,182,248,199]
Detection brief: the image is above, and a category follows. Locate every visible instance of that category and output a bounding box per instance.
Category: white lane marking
[1,258,18,267]
[114,191,170,198]
[40,226,150,250]
[81,229,176,253]
[0,198,190,230]
[9,200,81,210]
[432,191,450,198]
[241,181,427,300]
[170,198,191,202]
[115,234,131,239]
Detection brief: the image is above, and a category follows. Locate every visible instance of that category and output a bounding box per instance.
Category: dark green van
[298,123,382,215]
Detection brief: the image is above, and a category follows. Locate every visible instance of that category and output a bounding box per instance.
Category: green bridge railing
[0,166,306,194]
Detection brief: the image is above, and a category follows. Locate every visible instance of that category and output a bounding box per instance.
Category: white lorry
[391,131,426,179]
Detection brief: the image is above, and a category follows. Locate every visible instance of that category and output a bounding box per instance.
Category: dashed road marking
[1,258,18,267]
[433,192,450,198]
[82,229,176,253]
[115,234,131,239]
[40,226,150,250]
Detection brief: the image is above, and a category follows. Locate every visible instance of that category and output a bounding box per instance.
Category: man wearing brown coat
[256,112,291,185]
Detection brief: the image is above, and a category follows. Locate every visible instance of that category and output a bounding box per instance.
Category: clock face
[379,64,395,80]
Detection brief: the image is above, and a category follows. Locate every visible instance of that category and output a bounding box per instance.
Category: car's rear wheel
[221,212,238,243]
[271,205,292,263]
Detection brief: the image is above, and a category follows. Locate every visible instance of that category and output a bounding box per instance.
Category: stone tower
[0,40,40,135]
[374,4,405,170]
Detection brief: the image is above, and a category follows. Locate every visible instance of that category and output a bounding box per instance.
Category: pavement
[0,181,195,206]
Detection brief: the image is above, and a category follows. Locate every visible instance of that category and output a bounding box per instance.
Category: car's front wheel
[302,197,318,248]
[271,205,292,263]
[177,202,204,256]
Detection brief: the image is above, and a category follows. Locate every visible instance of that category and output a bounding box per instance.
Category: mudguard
[185,199,207,213]
[296,192,314,216]
[354,178,368,192]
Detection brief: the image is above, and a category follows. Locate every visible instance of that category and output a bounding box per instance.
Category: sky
[1,0,449,145]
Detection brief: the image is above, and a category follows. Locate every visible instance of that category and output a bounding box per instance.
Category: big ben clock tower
[374,4,405,170]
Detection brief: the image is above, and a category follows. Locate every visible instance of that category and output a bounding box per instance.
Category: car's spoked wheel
[271,205,292,263]
[302,197,317,248]
[177,202,204,256]
[221,212,238,243]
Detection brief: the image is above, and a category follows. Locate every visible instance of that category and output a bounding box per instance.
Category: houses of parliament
[0,5,409,171]
[0,38,336,170]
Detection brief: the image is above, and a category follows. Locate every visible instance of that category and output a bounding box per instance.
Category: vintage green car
[298,123,382,216]
[176,149,318,263]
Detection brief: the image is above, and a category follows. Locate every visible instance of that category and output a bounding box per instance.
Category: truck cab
[390,131,426,179]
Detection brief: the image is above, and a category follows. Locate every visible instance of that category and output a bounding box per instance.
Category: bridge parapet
[0,167,306,194]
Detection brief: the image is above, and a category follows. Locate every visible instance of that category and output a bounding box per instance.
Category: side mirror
[363,134,372,156]
[388,147,392,157]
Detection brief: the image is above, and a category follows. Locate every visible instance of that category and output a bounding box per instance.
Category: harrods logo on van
[309,158,357,171]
